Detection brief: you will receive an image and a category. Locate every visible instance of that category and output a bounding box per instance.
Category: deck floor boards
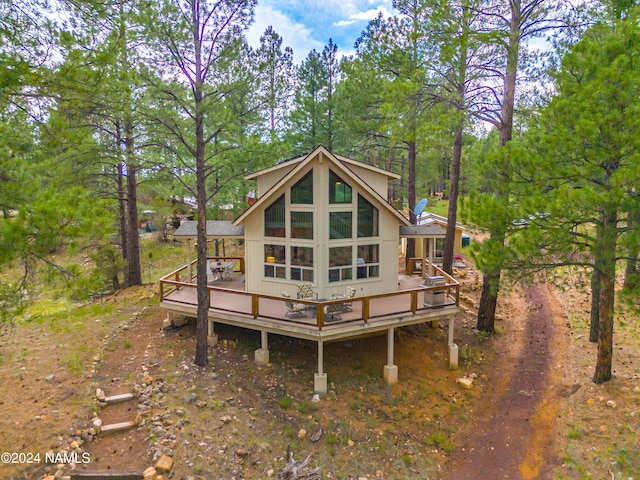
[161,273,458,341]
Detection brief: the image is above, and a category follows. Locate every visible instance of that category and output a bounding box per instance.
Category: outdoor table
[210,261,235,281]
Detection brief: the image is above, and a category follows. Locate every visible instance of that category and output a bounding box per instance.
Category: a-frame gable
[233,145,410,227]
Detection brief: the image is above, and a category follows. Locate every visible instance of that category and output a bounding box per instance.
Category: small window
[264,244,286,279]
[291,246,314,282]
[357,194,378,237]
[329,170,352,204]
[291,171,313,204]
[329,212,352,239]
[291,211,313,239]
[329,246,352,282]
[357,244,379,279]
[264,195,285,237]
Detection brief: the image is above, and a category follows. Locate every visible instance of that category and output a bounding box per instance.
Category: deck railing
[159,258,459,330]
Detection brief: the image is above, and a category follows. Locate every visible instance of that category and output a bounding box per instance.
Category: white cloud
[245,4,324,64]
[333,6,392,26]
[245,1,397,64]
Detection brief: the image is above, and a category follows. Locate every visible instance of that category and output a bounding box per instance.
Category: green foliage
[425,431,454,452]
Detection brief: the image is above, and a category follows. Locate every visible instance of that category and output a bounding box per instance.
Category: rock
[310,429,323,442]
[586,398,595,405]
[42,476,56,480]
[236,448,249,458]
[195,400,207,408]
[45,374,55,382]
[142,374,154,385]
[96,388,106,402]
[348,439,355,447]
[267,469,275,478]
[183,392,197,404]
[606,400,617,408]
[311,394,321,403]
[155,454,173,473]
[143,466,157,479]
[298,428,306,439]
[221,415,232,424]
[92,418,102,432]
[457,377,473,389]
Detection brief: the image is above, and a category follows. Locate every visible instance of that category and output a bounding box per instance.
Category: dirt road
[443,284,568,479]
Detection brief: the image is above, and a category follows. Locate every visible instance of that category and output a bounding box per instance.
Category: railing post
[252,295,259,318]
[159,282,164,299]
[456,285,460,306]
[317,304,324,330]
[363,298,369,324]
[410,291,417,314]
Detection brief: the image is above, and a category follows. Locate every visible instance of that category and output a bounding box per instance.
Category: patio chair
[324,302,344,321]
[296,283,318,301]
[330,286,356,312]
[282,292,308,318]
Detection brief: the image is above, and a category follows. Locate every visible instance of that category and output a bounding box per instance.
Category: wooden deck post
[383,327,398,385]
[208,319,218,346]
[448,316,458,369]
[187,239,193,282]
[314,340,327,394]
[255,330,269,365]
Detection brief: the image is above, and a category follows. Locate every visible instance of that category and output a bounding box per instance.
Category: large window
[291,246,314,282]
[264,244,285,279]
[329,170,352,204]
[264,195,285,237]
[291,211,313,239]
[329,246,352,282]
[291,171,313,204]
[357,194,378,237]
[357,244,379,279]
[329,212,352,239]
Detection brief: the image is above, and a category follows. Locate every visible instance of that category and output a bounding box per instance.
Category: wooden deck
[160,262,460,342]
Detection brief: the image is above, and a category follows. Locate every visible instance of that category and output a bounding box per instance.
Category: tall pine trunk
[125,118,142,286]
[443,4,469,275]
[405,139,417,266]
[476,3,519,332]
[117,135,128,262]
[443,120,463,274]
[589,267,601,343]
[193,3,209,367]
[593,207,617,383]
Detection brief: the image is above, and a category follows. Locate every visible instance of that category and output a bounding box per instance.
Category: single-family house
[160,146,460,393]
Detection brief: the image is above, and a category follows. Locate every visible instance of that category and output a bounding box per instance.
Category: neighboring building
[233,145,410,299]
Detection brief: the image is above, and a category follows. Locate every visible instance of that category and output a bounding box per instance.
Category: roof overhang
[172,220,244,239]
[399,225,446,238]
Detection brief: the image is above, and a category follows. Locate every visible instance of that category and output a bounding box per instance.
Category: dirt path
[443,283,569,479]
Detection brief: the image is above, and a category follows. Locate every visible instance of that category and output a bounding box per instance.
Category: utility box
[423,275,446,306]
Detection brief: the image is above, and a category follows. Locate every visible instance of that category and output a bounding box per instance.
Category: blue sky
[245,0,396,64]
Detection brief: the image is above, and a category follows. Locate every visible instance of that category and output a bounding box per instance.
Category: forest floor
[0,260,639,479]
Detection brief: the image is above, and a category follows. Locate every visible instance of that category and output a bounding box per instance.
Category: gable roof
[234,145,410,227]
[418,212,466,231]
[244,148,401,181]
